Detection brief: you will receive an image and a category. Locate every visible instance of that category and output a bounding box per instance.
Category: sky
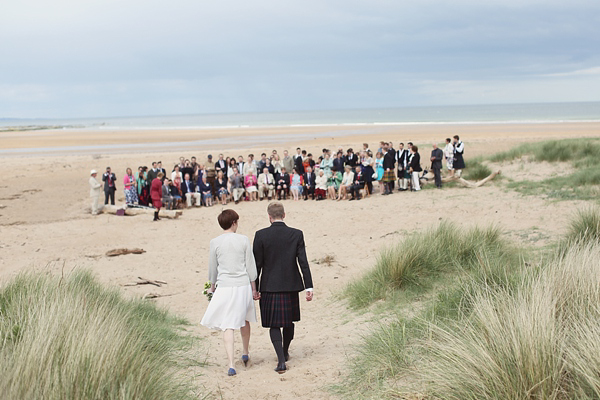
[1,0,600,118]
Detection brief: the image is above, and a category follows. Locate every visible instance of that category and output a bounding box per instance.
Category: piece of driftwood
[106,248,146,257]
[421,170,501,188]
[101,205,182,219]
[143,292,180,300]
[123,277,167,287]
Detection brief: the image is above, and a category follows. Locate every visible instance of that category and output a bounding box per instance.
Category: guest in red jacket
[150,172,164,221]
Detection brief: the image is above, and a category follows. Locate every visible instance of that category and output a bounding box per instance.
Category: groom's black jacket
[253,221,313,293]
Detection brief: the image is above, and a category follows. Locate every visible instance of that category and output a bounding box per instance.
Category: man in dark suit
[302,166,316,200]
[181,173,201,207]
[102,166,117,205]
[215,154,227,179]
[276,167,290,200]
[396,143,410,191]
[382,142,396,195]
[349,166,365,200]
[253,202,314,374]
[333,151,345,174]
[430,143,444,189]
[147,162,158,183]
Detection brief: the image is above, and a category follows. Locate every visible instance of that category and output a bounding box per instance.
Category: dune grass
[462,158,492,181]
[0,270,196,400]
[339,208,600,399]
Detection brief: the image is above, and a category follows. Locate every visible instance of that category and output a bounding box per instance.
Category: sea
[2,102,600,130]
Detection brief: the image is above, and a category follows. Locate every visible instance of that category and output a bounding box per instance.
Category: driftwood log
[123,277,167,287]
[106,248,146,257]
[421,170,501,188]
[101,205,182,219]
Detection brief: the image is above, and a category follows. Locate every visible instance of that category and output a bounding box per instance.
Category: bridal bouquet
[203,282,214,302]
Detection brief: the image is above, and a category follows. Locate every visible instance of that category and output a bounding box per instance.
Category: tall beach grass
[0,270,196,400]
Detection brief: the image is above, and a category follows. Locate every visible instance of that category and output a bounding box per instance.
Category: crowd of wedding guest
[89,136,465,217]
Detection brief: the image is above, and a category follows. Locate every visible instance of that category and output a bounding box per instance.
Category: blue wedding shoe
[242,354,249,367]
[227,368,236,376]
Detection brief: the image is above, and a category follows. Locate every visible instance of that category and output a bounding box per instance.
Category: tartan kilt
[382,170,395,182]
[259,292,300,328]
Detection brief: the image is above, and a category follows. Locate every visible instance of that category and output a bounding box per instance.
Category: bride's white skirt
[201,284,257,331]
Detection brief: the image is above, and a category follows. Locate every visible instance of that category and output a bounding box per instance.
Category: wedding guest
[303,153,315,172]
[289,169,304,201]
[191,156,199,176]
[244,154,257,177]
[102,167,117,205]
[124,168,138,205]
[264,158,275,176]
[396,143,410,191]
[453,135,466,177]
[215,154,227,179]
[375,152,385,194]
[431,143,444,189]
[409,145,422,191]
[157,161,166,178]
[257,153,268,174]
[227,158,237,180]
[169,178,183,209]
[302,166,316,201]
[201,209,258,377]
[181,173,201,207]
[199,175,213,206]
[363,143,370,153]
[205,155,217,194]
[171,165,183,183]
[147,162,158,184]
[237,156,246,177]
[258,167,275,201]
[382,143,396,195]
[89,170,102,215]
[162,178,174,210]
[229,167,245,204]
[320,153,334,178]
[215,171,229,205]
[345,148,358,169]
[315,170,327,200]
[136,170,150,206]
[338,165,354,201]
[326,168,342,200]
[294,150,305,174]
[349,166,365,200]
[360,151,375,194]
[181,160,194,180]
[333,151,345,174]
[276,167,290,200]
[282,150,294,175]
[150,172,164,221]
[272,154,283,183]
[244,170,258,201]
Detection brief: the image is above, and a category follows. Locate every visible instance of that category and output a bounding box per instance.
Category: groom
[253,202,314,373]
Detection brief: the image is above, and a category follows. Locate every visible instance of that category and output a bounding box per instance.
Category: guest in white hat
[89,170,103,215]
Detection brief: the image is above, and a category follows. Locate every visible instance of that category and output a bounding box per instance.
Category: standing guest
[361,151,375,195]
[375,152,385,193]
[327,168,343,200]
[382,143,396,195]
[378,141,385,154]
[431,143,444,189]
[338,165,354,201]
[264,158,275,176]
[196,164,205,186]
[170,180,182,209]
[253,202,314,374]
[123,168,138,205]
[320,153,334,178]
[150,172,164,221]
[258,167,275,201]
[396,143,410,191]
[178,157,185,170]
[444,138,455,176]
[237,156,246,177]
[282,150,294,175]
[181,160,194,180]
[102,167,117,205]
[409,145,422,191]
[157,161,166,178]
[276,167,290,200]
[294,150,305,175]
[162,178,174,210]
[227,158,237,179]
[215,154,227,179]
[215,171,229,205]
[289,169,304,201]
[315,170,328,200]
[172,165,183,183]
[229,167,246,204]
[147,162,158,184]
[303,153,315,172]
[302,166,316,201]
[205,155,217,195]
[257,153,268,175]
[333,151,345,174]
[244,154,257,177]
[363,143,370,153]
[199,175,214,206]
[191,156,199,176]
[137,170,150,206]
[345,148,358,169]
[349,166,365,200]
[453,135,466,177]
[89,170,103,215]
[293,147,302,162]
[181,173,201,207]
[272,154,283,183]
[244,170,259,201]
[201,209,258,377]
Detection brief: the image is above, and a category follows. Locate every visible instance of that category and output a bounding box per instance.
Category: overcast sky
[2,0,599,118]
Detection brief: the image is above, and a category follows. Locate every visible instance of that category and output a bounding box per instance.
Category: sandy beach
[1,121,599,399]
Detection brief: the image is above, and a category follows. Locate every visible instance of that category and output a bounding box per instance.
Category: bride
[200,209,259,376]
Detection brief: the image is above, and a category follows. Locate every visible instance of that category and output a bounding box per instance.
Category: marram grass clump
[0,270,195,400]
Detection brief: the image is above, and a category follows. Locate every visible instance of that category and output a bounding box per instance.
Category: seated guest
[349,166,365,200]
[173,175,182,190]
[338,165,354,201]
[162,178,174,210]
[289,168,304,201]
[244,169,258,201]
[302,166,316,201]
[181,173,201,207]
[229,167,245,204]
[276,167,290,200]
[327,168,342,200]
[257,167,275,201]
[315,170,327,201]
[409,145,422,191]
[215,170,229,205]
[199,175,213,206]
[303,153,315,173]
[169,179,183,209]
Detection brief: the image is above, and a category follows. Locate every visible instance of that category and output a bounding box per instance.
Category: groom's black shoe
[275,362,287,374]
[284,351,290,362]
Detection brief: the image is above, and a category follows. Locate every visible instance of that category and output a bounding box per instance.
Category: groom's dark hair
[217,209,239,230]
